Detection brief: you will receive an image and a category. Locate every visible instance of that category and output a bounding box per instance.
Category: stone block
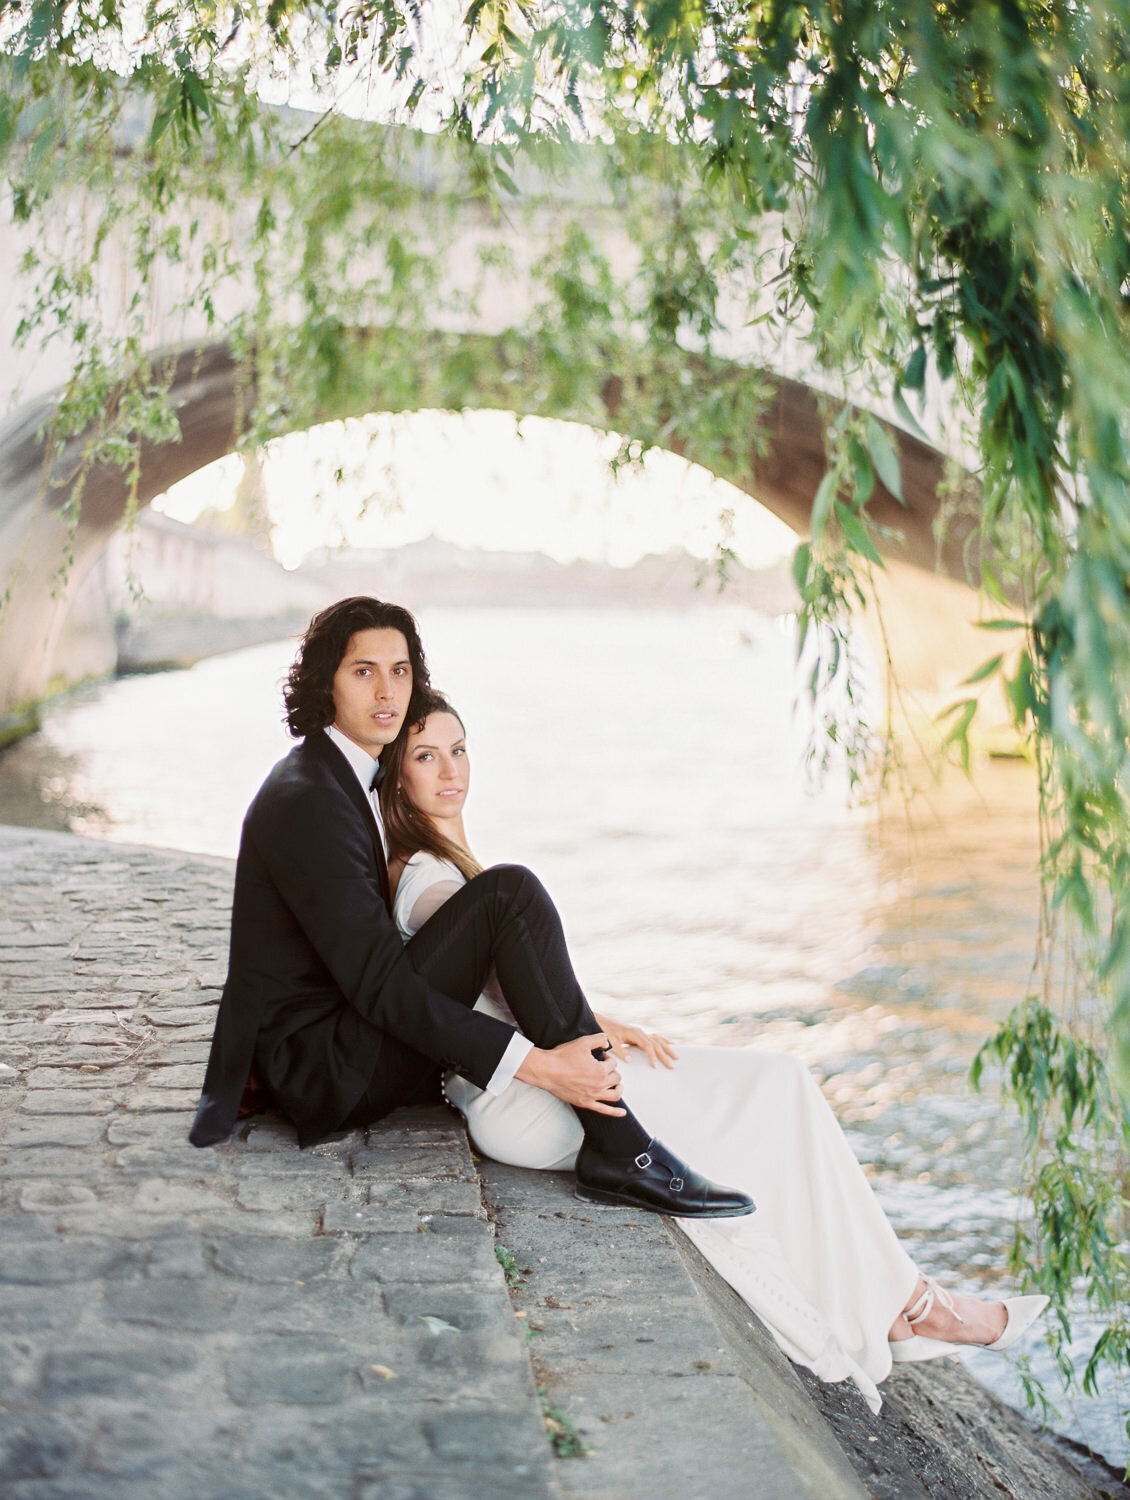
[353,1468,556,1500]
[121,1088,198,1112]
[0,932,71,949]
[137,1023,215,1044]
[112,1142,226,1176]
[0,1115,105,1147]
[225,1144,348,1178]
[408,1324,529,1378]
[231,1280,385,1334]
[0,1237,141,1285]
[39,1009,131,1027]
[132,1177,231,1214]
[234,1176,362,1213]
[383,1285,510,1333]
[103,1276,238,1331]
[190,1209,318,1238]
[39,1341,197,1399]
[135,1064,204,1089]
[74,1404,217,1482]
[368,1179,484,1217]
[114,971,196,992]
[240,1408,431,1482]
[0,1146,106,1178]
[208,1233,353,1282]
[16,1181,98,1212]
[26,1066,136,1089]
[348,1224,499,1285]
[0,959,70,978]
[320,1203,431,1235]
[358,1336,537,1411]
[142,1041,213,1065]
[224,1334,360,1406]
[348,1143,473,1181]
[424,1408,550,1466]
[22,1089,116,1114]
[0,1408,83,1480]
[140,1004,218,1026]
[3,1283,95,1334]
[106,1114,196,1146]
[34,1045,136,1066]
[64,1026,145,1046]
[14,977,106,995]
[142,1229,207,1279]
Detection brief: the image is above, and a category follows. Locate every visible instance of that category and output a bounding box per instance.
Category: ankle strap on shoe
[905,1278,965,1328]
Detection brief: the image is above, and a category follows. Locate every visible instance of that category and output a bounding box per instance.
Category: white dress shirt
[325,724,390,855]
[323,726,532,1095]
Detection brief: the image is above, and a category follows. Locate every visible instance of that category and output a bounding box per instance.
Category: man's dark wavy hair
[283,596,432,737]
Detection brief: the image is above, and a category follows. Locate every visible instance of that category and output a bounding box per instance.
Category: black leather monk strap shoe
[574,1137,755,1218]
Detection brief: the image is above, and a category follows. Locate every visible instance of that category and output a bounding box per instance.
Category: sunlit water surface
[1,606,1123,1466]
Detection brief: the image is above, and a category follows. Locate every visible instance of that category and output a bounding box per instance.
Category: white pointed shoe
[889,1282,1049,1364]
[982,1294,1051,1351]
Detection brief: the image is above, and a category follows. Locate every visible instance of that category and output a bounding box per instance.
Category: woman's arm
[404,879,463,934]
[393,851,466,939]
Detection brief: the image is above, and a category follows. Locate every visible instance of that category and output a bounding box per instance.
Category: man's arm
[254,781,515,1089]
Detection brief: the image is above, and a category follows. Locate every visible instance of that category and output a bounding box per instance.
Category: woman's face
[398,711,469,823]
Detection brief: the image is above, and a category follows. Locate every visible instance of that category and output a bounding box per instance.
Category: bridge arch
[0,329,977,728]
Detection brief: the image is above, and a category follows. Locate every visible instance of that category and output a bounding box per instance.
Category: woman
[381,691,1048,1413]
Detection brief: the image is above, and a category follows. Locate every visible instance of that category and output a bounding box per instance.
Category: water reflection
[0,607,1121,1465]
[0,725,111,835]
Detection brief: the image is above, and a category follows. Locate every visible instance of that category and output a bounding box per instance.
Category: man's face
[331,628,413,757]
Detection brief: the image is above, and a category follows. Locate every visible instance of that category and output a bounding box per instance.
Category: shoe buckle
[669,1176,684,1193]
[634,1152,652,1170]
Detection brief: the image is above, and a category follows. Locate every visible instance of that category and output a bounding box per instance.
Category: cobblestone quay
[0,825,1121,1500]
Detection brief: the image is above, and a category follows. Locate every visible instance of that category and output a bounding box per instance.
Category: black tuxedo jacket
[189,731,514,1147]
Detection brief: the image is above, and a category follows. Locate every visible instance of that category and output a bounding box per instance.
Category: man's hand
[515,1032,626,1116]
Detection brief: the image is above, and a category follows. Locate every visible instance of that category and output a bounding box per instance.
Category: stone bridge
[0,122,990,731]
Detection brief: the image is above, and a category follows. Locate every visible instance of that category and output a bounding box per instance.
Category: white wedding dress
[394,852,919,1412]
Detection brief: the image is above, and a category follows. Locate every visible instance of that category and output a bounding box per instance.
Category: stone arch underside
[0,334,979,723]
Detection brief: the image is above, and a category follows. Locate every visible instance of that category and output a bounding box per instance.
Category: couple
[190,595,1047,1412]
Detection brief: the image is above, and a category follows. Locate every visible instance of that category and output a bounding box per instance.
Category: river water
[1,605,1123,1466]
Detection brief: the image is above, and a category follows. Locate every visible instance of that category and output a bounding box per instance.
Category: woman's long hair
[380,690,483,884]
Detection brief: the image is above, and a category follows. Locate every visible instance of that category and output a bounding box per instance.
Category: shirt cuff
[484,1032,534,1096]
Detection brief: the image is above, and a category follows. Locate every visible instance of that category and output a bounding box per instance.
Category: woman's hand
[593,1013,678,1070]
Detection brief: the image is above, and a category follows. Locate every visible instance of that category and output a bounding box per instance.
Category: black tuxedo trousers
[189,732,648,1157]
[346,863,650,1157]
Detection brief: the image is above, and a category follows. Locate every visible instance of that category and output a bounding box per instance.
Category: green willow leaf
[835,503,884,567]
[864,415,903,502]
[810,470,838,543]
[962,653,1004,686]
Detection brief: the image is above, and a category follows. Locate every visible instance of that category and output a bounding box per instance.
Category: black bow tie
[368,762,387,793]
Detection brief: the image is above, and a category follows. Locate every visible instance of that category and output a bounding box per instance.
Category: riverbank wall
[0,823,1122,1500]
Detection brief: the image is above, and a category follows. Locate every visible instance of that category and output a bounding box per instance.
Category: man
[190,596,752,1218]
